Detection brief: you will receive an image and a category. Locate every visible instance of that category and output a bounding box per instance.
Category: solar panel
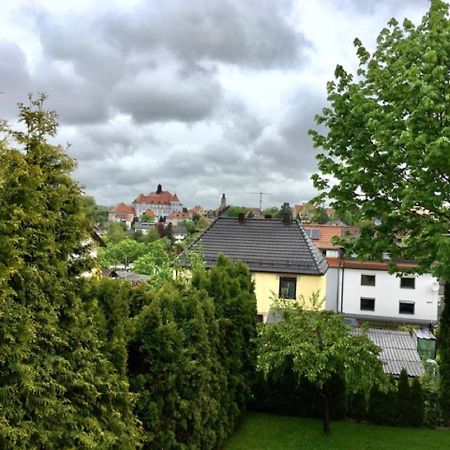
[304,228,320,240]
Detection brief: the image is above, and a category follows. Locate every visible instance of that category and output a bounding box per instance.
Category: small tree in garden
[410,377,425,427]
[397,369,412,426]
[257,297,387,434]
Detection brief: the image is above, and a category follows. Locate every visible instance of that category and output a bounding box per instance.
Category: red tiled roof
[304,224,360,250]
[134,190,180,205]
[114,213,134,222]
[114,202,135,214]
[168,211,192,220]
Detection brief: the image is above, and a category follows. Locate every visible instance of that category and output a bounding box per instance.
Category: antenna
[246,192,272,211]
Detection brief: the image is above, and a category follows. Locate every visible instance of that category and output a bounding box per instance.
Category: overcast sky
[0,0,430,209]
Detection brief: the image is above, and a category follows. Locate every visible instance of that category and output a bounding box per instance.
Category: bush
[347,391,367,422]
[128,256,258,449]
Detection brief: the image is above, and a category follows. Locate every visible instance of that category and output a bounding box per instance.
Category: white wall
[341,268,439,322]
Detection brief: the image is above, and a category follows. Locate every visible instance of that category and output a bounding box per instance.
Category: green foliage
[439,282,450,424]
[310,0,450,279]
[100,238,150,269]
[279,202,293,219]
[106,221,129,244]
[226,206,248,217]
[80,195,108,226]
[397,369,411,426]
[128,256,257,448]
[368,383,398,426]
[347,390,367,422]
[312,207,329,224]
[410,377,425,427]
[133,238,172,283]
[310,0,450,420]
[257,299,386,433]
[262,207,280,218]
[0,96,140,448]
[251,369,347,420]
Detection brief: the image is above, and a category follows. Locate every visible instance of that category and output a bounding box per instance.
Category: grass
[224,413,450,450]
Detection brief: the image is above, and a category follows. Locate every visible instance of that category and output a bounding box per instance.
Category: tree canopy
[310,0,450,280]
[257,297,386,433]
[310,0,450,424]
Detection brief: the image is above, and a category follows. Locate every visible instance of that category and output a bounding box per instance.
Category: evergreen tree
[347,390,367,422]
[397,368,411,426]
[0,96,140,448]
[410,377,425,427]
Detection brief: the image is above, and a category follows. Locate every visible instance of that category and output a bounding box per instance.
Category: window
[400,277,415,289]
[256,314,264,323]
[399,301,415,315]
[279,277,297,299]
[360,297,375,311]
[361,274,376,286]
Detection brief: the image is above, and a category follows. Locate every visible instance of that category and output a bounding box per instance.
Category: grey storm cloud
[254,89,326,179]
[103,0,308,69]
[0,0,431,208]
[28,0,307,126]
[110,68,222,123]
[0,42,31,117]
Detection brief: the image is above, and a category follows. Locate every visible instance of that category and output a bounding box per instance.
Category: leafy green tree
[0,96,140,448]
[101,238,149,269]
[258,298,386,433]
[139,213,155,223]
[106,221,129,244]
[310,0,450,420]
[133,238,172,283]
[80,195,108,226]
[262,206,280,218]
[226,206,248,217]
[279,202,293,219]
[312,206,329,224]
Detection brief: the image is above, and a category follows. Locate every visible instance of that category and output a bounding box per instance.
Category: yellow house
[188,215,328,321]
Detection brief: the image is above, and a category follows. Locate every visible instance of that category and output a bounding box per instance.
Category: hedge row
[90,255,257,449]
[252,365,426,428]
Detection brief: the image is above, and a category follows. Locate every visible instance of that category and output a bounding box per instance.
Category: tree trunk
[322,389,331,434]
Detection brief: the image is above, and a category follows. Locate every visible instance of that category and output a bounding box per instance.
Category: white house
[339,260,439,324]
[304,224,440,324]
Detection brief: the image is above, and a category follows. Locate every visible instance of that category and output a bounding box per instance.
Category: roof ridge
[296,220,326,274]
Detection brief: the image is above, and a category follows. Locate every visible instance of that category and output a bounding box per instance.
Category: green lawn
[224,413,450,450]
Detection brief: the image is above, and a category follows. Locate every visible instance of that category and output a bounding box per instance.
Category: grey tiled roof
[360,329,424,377]
[187,217,328,275]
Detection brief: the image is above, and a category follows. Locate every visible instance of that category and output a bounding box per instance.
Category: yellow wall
[252,272,327,319]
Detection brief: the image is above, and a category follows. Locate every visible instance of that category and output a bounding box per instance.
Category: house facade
[305,224,440,324]
[133,184,182,218]
[108,202,135,228]
[187,216,328,320]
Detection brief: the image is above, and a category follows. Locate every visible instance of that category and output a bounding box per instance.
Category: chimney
[282,214,291,226]
[238,213,246,224]
[264,214,272,219]
[156,184,162,194]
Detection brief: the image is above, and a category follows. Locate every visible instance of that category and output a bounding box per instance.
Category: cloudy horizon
[0,0,429,209]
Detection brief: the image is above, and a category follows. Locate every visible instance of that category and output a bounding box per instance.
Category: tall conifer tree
[0,96,140,448]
